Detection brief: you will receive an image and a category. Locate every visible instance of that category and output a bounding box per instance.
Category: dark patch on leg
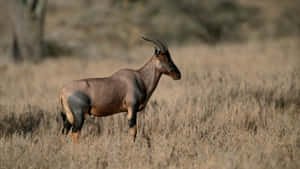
[128,115,136,128]
[87,105,91,115]
[68,91,91,134]
[128,108,137,128]
[128,107,137,142]
[61,112,72,135]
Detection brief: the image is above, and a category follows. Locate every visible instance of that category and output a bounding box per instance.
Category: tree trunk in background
[8,0,47,63]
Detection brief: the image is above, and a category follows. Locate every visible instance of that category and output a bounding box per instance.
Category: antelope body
[59,37,181,143]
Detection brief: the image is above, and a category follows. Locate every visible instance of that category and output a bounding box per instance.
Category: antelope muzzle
[169,64,181,80]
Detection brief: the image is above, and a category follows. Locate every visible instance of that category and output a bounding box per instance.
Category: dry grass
[0,38,299,169]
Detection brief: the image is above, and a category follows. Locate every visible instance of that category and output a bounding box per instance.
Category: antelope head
[142,37,181,80]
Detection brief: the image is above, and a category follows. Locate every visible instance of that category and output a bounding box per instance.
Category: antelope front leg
[127,107,137,142]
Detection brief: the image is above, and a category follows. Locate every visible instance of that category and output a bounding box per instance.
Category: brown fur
[59,37,181,143]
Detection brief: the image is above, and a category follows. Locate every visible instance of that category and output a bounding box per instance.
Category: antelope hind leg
[68,91,91,143]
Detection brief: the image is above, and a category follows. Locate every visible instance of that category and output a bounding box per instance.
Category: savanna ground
[0,38,299,169]
[0,0,300,168]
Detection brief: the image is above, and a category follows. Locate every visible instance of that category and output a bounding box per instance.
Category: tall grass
[0,38,299,169]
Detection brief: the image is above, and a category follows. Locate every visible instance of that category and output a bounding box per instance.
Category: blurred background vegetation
[0,1,299,168]
[0,0,299,61]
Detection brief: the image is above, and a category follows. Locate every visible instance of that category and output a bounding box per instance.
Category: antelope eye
[155,49,160,55]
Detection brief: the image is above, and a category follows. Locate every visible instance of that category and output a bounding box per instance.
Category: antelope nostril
[170,69,177,73]
[171,70,181,80]
[169,67,181,80]
[177,72,181,79]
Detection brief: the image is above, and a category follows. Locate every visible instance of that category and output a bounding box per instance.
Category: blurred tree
[111,0,139,6]
[7,0,47,63]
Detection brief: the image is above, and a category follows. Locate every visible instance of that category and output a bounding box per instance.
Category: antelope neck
[138,57,162,99]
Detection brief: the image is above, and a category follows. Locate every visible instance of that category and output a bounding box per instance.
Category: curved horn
[142,37,168,52]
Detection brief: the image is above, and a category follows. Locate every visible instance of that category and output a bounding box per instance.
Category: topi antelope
[59,37,181,143]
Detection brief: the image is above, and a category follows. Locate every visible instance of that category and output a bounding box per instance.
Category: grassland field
[0,38,299,169]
